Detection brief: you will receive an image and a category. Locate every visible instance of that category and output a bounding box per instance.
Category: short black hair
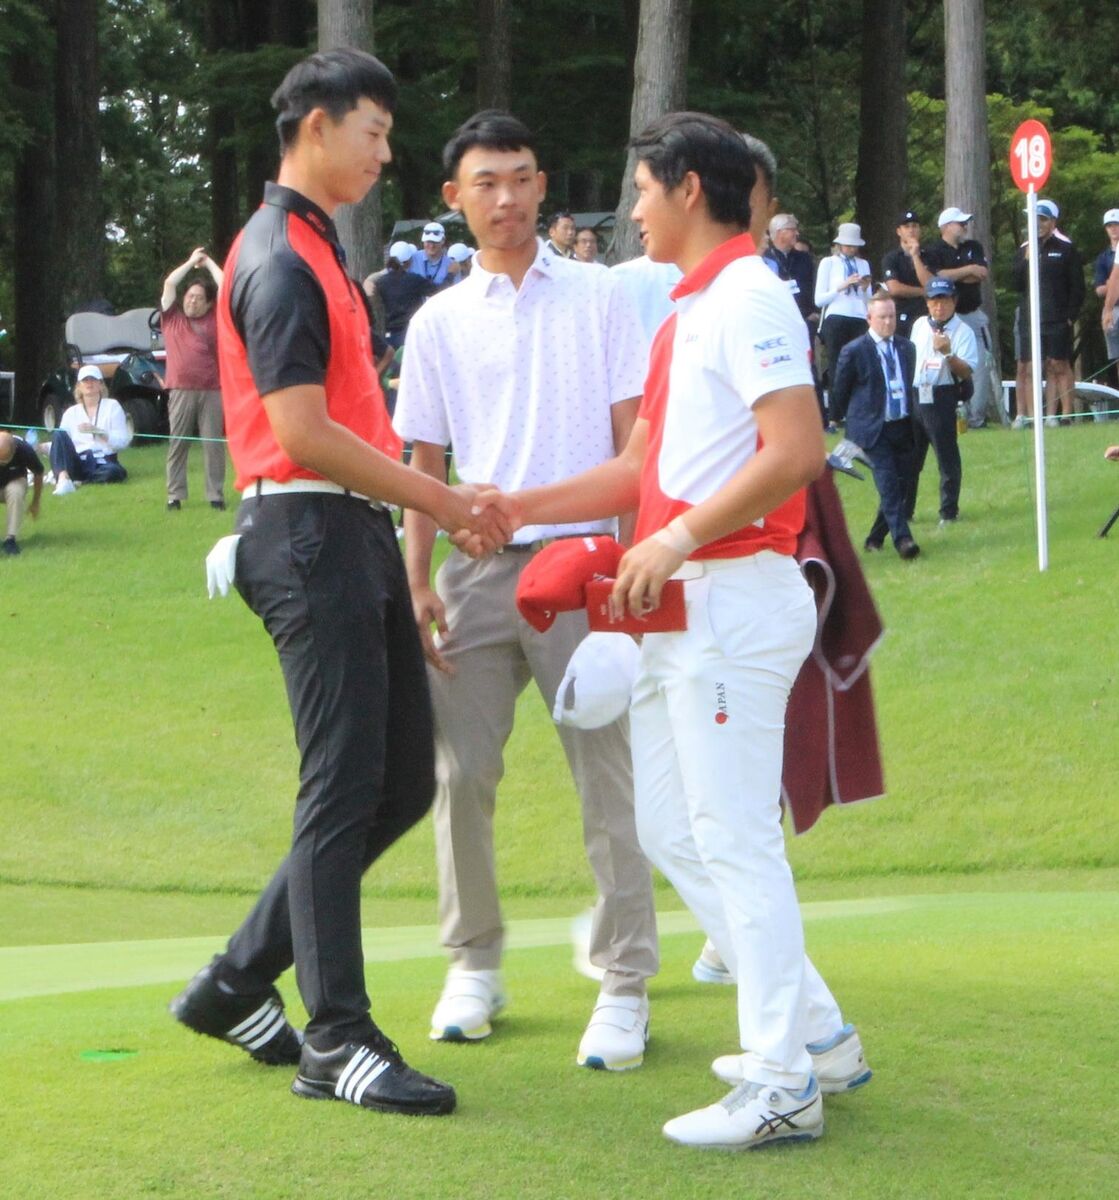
[629,112,769,228]
[183,274,217,302]
[548,211,574,231]
[442,110,538,178]
[271,48,397,152]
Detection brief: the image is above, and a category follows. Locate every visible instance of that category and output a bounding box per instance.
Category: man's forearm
[404,441,447,587]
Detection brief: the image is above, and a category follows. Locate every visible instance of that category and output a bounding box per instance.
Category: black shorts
[1017,316,1072,364]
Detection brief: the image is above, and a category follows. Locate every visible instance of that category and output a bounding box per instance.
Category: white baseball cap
[937,206,972,227]
[447,242,473,264]
[1103,209,1119,226]
[1026,199,1060,219]
[552,632,641,730]
[77,364,104,382]
[421,221,446,243]
[388,240,415,264]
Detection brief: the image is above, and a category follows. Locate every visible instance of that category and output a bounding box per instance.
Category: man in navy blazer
[830,293,920,559]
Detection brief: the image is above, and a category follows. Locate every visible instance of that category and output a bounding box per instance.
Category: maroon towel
[782,471,886,834]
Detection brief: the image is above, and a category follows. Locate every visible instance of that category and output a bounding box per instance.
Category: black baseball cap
[896,210,920,225]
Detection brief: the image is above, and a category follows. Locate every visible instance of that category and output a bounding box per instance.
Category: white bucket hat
[553,633,641,730]
[834,222,865,247]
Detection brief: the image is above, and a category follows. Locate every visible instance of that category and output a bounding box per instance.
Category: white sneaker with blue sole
[429,968,505,1042]
[577,992,648,1070]
[663,1076,823,1150]
[711,1023,872,1094]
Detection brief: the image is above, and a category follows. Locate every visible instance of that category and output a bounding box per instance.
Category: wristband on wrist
[652,515,701,557]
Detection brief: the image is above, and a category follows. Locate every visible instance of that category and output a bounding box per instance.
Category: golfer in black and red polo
[169,48,504,1118]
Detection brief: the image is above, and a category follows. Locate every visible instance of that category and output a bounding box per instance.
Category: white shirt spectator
[394,239,647,542]
[909,313,978,397]
[610,255,683,347]
[814,252,872,319]
[59,397,132,459]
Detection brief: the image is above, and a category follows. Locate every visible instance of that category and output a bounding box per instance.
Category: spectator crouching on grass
[0,431,44,555]
[49,365,131,495]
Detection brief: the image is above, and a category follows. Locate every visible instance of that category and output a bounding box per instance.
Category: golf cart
[38,308,169,439]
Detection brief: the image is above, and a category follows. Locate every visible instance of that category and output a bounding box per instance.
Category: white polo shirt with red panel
[629,233,849,1091]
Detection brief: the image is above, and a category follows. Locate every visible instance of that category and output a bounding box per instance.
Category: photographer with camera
[908,278,978,528]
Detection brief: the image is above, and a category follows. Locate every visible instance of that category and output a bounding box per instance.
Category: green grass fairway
[2,429,1118,1197]
[3,890,1116,1199]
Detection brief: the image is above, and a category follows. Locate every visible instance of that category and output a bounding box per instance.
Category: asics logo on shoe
[753,1097,819,1137]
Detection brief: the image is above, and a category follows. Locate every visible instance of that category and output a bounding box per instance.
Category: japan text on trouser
[427,549,658,998]
[630,550,844,1089]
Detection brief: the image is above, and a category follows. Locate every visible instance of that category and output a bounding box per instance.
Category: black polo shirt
[0,438,43,488]
[880,246,927,334]
[923,237,987,314]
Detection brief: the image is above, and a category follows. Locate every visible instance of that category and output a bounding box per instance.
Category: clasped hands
[447,485,688,620]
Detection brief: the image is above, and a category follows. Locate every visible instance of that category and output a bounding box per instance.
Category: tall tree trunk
[476,0,511,110]
[854,0,907,273]
[55,0,103,313]
[318,0,382,282]
[608,0,691,264]
[944,0,1000,388]
[12,14,60,425]
[204,0,241,259]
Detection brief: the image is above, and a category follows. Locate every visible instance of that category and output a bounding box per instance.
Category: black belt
[497,532,602,555]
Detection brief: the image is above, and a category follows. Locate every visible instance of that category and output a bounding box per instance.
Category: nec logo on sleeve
[753,335,789,352]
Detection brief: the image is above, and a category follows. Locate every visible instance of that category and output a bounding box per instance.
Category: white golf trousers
[631,550,844,1089]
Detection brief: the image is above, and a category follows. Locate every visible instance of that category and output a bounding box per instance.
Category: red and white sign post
[1010,118,1053,571]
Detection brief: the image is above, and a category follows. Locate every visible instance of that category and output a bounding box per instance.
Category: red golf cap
[515,536,624,632]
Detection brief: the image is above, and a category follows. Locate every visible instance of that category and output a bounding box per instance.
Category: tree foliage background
[4,0,1119,418]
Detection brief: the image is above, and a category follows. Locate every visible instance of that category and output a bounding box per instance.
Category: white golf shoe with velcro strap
[663,1077,823,1150]
[576,991,649,1070]
[429,968,505,1042]
[711,1023,872,1094]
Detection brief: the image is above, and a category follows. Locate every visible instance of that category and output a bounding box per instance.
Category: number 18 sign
[1010,119,1052,192]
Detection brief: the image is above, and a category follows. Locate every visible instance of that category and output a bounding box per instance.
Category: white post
[1026,187,1048,571]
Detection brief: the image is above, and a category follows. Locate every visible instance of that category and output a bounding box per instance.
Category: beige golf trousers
[428,547,658,997]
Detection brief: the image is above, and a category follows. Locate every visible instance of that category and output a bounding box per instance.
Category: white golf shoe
[663,1077,823,1150]
[576,991,648,1070]
[691,940,734,985]
[429,968,505,1042]
[711,1024,872,1094]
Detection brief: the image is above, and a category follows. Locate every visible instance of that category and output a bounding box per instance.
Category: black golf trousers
[217,492,435,1049]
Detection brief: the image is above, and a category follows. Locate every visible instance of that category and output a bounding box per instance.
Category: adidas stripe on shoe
[169,961,303,1066]
[292,1036,456,1116]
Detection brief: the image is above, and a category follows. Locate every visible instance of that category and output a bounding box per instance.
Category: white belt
[251,478,384,509]
[671,549,783,580]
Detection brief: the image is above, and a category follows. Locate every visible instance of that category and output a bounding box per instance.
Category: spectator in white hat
[368,239,436,351]
[1095,209,1119,377]
[49,364,131,494]
[410,220,452,285]
[815,222,871,413]
[445,241,474,282]
[916,207,994,428]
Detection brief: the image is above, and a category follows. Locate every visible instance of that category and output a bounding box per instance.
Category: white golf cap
[447,242,473,264]
[388,240,415,263]
[834,222,864,246]
[552,632,641,730]
[421,221,446,243]
[937,206,972,227]
[1026,198,1060,219]
[77,364,104,382]
[1103,209,1119,225]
